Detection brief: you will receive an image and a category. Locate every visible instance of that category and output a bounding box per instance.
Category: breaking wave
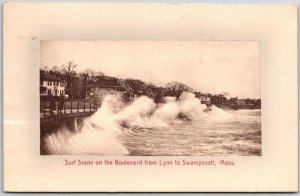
[43,92,235,155]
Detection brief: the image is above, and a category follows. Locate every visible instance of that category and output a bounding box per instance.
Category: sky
[41,41,260,99]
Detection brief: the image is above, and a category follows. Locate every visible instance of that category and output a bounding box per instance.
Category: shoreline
[211,104,261,110]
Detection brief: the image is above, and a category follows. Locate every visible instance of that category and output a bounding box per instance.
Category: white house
[200,96,211,104]
[237,99,246,105]
[40,74,66,97]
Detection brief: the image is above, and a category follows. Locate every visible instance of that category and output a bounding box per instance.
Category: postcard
[3,3,298,192]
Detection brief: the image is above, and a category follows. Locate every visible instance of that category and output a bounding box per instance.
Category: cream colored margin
[3,3,298,192]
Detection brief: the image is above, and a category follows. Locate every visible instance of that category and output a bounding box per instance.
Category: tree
[41,65,49,71]
[52,65,61,73]
[79,68,96,84]
[61,61,78,77]
[95,71,105,81]
[72,78,84,99]
[124,78,146,93]
[61,61,78,99]
[163,82,195,98]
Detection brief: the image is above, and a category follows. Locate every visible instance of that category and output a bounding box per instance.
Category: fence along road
[40,99,99,130]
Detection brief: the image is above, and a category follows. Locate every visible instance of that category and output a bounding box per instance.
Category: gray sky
[41,41,260,99]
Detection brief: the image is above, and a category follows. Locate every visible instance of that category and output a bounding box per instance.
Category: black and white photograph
[40,41,261,156]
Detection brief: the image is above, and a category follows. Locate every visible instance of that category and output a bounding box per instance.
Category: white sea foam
[43,92,234,155]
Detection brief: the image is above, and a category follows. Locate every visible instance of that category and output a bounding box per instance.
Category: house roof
[86,78,122,88]
[41,73,64,82]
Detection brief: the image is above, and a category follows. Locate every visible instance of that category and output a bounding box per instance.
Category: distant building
[237,99,246,105]
[40,74,66,97]
[86,78,134,101]
[227,97,238,105]
[200,95,211,104]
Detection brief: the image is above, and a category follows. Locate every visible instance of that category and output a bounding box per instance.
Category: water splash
[43,92,234,155]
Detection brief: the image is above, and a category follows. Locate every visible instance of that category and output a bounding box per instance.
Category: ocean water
[123,109,261,156]
[42,93,261,156]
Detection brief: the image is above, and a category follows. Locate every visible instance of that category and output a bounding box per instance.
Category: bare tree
[52,65,61,73]
[79,68,94,83]
[164,82,195,98]
[61,61,78,77]
[95,71,105,81]
[61,61,78,99]
[41,65,49,71]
